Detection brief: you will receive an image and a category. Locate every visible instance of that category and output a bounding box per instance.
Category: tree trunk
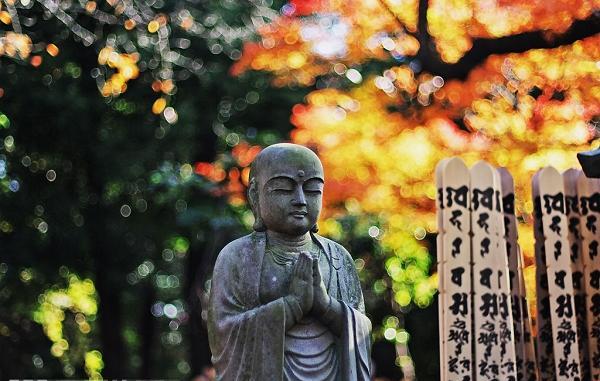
[140,283,156,378]
[94,264,126,377]
[379,0,600,79]
[187,215,240,376]
[87,201,126,377]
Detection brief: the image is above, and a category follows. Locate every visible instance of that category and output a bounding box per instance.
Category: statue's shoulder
[315,234,365,309]
[313,234,353,262]
[214,233,259,269]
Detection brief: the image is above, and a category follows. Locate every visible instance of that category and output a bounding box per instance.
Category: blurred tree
[0,0,304,378]
[0,0,598,379]
[206,0,600,378]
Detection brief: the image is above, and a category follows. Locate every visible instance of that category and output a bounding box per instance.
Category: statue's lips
[290,211,308,218]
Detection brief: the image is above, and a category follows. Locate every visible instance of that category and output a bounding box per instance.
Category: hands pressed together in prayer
[284,251,343,334]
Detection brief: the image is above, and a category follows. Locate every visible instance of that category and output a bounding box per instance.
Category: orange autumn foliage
[230,0,420,86]
[215,0,600,321]
[428,0,598,62]
[232,0,598,84]
[285,35,599,315]
[293,34,597,248]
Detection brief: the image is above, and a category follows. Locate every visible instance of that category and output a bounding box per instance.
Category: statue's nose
[292,187,307,206]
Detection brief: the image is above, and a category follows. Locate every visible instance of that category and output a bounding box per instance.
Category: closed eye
[266,176,295,193]
[303,178,323,194]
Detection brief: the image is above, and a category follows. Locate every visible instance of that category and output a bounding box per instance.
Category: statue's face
[255,145,324,236]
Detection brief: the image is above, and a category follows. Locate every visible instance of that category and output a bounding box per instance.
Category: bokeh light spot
[120,204,132,217]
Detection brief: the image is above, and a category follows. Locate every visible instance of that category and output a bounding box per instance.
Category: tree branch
[413,0,600,80]
[376,0,414,36]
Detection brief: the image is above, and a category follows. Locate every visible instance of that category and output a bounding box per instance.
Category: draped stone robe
[207,231,372,381]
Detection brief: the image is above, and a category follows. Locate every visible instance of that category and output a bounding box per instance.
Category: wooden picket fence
[436,158,600,381]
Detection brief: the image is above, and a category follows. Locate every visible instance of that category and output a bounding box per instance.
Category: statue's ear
[248,178,266,232]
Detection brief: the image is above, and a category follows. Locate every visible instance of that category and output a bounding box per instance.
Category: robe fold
[208,231,372,381]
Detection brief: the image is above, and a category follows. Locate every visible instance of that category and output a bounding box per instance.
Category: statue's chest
[259,256,293,303]
[259,247,332,304]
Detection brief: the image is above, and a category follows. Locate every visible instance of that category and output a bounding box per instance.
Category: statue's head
[248,143,324,236]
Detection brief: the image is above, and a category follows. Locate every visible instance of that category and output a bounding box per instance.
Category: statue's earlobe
[248,178,267,232]
[253,216,267,232]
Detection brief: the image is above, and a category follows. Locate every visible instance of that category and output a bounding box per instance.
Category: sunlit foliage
[97,46,140,97]
[231,0,598,83]
[213,33,599,320]
[0,0,277,126]
[230,0,421,86]
[0,0,289,376]
[1,0,598,378]
[33,270,102,378]
[292,34,599,248]
[206,0,599,375]
[427,0,597,62]
[289,36,599,318]
[0,31,31,59]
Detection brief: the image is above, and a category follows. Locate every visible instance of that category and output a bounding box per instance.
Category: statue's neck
[266,230,312,250]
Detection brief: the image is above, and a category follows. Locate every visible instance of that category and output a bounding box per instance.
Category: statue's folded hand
[311,257,344,335]
[286,251,314,316]
[311,257,331,316]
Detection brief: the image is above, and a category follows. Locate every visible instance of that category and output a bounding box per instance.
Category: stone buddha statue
[207,143,372,381]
